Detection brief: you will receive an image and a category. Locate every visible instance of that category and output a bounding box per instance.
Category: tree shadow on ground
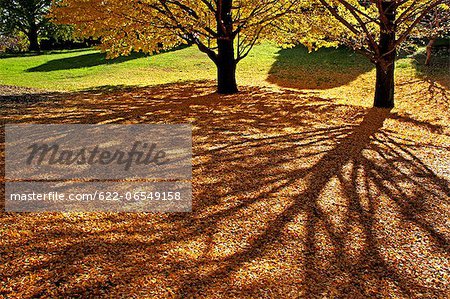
[393,51,450,110]
[411,50,450,90]
[25,45,189,72]
[0,48,91,59]
[26,52,149,72]
[1,81,449,298]
[266,46,374,90]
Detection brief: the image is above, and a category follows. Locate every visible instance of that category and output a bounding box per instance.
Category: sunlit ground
[0,45,449,298]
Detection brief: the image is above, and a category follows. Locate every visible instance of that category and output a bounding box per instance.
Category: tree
[414,4,450,65]
[52,0,300,94]
[296,0,447,108]
[0,0,52,51]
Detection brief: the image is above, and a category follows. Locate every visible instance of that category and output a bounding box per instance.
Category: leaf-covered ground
[1,73,449,298]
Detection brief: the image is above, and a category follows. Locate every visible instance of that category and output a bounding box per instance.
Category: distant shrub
[0,33,28,53]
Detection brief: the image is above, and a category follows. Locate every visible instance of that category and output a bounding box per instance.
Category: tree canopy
[53,0,302,93]
[51,0,447,104]
[412,3,450,65]
[292,0,448,107]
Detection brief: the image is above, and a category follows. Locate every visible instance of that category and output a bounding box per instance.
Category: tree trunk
[217,39,238,94]
[27,26,40,52]
[374,61,395,108]
[373,1,396,108]
[425,38,436,66]
[215,0,238,94]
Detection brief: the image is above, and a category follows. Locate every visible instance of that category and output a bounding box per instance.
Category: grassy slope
[0,44,275,91]
[0,47,214,91]
[1,43,448,108]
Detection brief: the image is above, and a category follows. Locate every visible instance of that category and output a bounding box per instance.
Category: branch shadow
[1,81,449,298]
[26,52,149,72]
[411,50,450,90]
[25,45,189,72]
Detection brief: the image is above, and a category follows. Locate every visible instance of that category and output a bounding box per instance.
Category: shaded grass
[412,48,450,89]
[267,46,374,89]
[26,52,148,72]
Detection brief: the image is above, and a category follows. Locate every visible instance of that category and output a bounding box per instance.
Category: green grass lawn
[0,47,212,90]
[0,44,276,91]
[0,43,448,97]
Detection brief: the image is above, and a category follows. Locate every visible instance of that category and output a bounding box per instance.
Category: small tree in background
[52,0,301,94]
[413,4,450,65]
[0,0,53,51]
[294,0,447,108]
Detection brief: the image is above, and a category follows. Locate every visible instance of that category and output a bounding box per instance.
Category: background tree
[52,0,300,94]
[295,0,447,108]
[0,0,53,51]
[413,4,450,65]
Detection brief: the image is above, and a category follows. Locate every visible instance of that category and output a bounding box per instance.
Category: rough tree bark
[216,0,238,94]
[27,25,40,52]
[217,38,238,94]
[425,37,436,66]
[374,1,396,108]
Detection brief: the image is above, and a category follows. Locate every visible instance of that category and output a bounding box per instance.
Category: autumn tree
[0,0,53,51]
[52,0,300,94]
[413,4,450,65]
[296,0,447,108]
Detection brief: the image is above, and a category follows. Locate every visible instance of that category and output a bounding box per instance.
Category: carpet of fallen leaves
[0,79,449,298]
